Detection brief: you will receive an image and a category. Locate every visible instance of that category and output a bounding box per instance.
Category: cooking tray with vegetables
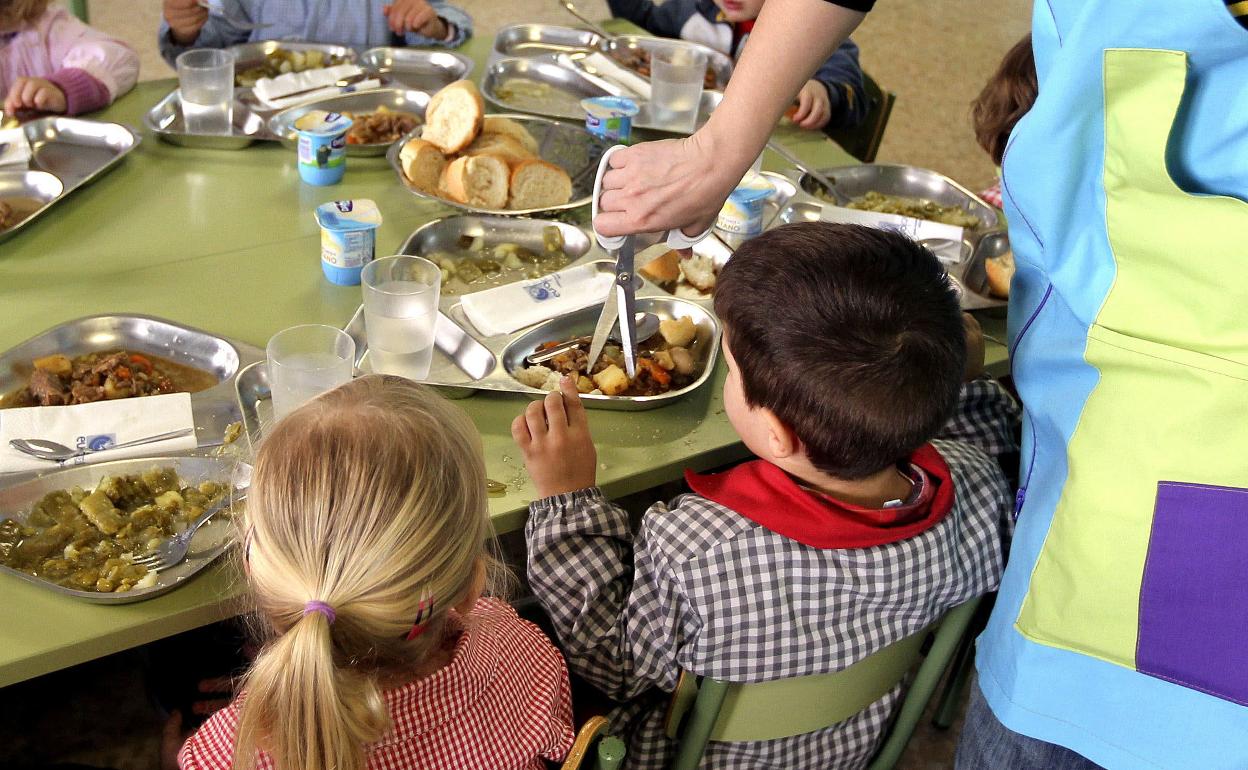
[0,456,249,604]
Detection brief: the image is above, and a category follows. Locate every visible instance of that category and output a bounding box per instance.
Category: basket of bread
[387,80,608,215]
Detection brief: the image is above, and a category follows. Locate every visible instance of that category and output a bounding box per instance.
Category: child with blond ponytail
[177,375,575,770]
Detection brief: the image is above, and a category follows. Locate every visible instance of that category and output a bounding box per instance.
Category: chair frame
[68,0,89,22]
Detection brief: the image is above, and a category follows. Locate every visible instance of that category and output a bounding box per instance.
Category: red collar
[685,444,955,549]
[735,19,756,34]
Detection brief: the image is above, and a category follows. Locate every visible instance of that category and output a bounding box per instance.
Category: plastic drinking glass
[266,325,355,420]
[649,44,707,133]
[177,49,234,135]
[361,256,441,380]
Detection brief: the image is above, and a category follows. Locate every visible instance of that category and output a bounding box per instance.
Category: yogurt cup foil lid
[295,110,354,135]
[315,199,383,231]
[728,172,776,205]
[581,96,640,118]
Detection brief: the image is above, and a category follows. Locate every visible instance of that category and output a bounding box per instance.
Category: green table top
[0,22,1007,688]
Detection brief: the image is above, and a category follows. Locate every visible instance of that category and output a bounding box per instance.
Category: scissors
[587,145,711,378]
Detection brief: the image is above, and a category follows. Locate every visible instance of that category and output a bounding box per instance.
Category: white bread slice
[423,80,483,154]
[508,159,573,210]
[441,154,510,209]
[399,139,447,194]
[984,249,1015,298]
[463,132,534,168]
[678,253,716,292]
[482,116,539,154]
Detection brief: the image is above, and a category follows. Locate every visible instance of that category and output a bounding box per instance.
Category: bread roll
[640,249,682,286]
[423,80,484,154]
[482,116,540,154]
[985,249,1015,299]
[508,159,573,210]
[441,154,510,210]
[399,139,447,194]
[463,132,534,168]
[679,253,716,293]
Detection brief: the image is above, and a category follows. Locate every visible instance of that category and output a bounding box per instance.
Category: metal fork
[195,1,273,31]
[132,491,246,573]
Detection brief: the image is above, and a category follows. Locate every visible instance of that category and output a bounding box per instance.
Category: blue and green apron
[976,1,1248,767]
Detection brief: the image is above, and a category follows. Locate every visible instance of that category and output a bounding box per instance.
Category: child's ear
[763,409,802,459]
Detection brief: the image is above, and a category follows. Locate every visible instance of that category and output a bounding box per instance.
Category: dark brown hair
[972,35,1037,166]
[0,0,49,27]
[714,222,965,480]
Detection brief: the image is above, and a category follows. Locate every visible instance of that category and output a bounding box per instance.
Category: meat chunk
[70,381,105,404]
[28,368,69,406]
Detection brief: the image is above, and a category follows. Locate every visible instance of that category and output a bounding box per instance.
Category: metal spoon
[559,0,615,41]
[767,139,841,203]
[526,312,660,365]
[9,427,195,462]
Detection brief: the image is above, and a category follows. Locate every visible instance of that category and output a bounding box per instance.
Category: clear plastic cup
[649,44,707,133]
[361,256,441,381]
[177,49,234,135]
[266,324,355,420]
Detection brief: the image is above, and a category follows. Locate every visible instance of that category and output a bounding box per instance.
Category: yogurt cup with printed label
[581,96,639,144]
[296,110,353,186]
[716,172,776,238]
[315,199,383,285]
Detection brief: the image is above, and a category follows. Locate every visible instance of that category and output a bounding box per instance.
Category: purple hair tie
[304,600,336,624]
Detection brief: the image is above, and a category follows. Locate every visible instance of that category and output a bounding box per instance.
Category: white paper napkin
[0,127,31,167]
[583,53,652,100]
[460,264,617,338]
[253,64,376,109]
[0,392,197,474]
[815,204,967,265]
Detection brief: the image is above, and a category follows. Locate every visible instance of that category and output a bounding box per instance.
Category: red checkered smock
[179,598,575,770]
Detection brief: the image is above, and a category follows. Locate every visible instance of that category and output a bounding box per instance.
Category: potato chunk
[592,364,630,396]
[79,490,124,535]
[659,317,697,348]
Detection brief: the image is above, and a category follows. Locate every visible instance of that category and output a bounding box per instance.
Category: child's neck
[786,461,913,509]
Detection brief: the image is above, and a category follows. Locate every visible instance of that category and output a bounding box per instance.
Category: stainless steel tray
[387,113,609,216]
[230,41,358,85]
[360,47,474,92]
[0,118,139,241]
[0,455,249,604]
[0,314,265,447]
[144,88,276,149]
[268,88,429,156]
[604,35,733,90]
[0,170,63,240]
[345,294,720,411]
[482,56,723,134]
[795,164,1003,233]
[958,230,1009,310]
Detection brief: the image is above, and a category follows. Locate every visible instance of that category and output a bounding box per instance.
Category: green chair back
[826,70,897,163]
[664,596,982,770]
[561,715,626,770]
[68,0,89,22]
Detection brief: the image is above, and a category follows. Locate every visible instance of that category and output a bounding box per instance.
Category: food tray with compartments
[0,455,249,604]
[359,47,474,92]
[0,117,139,242]
[267,88,430,156]
[0,314,265,449]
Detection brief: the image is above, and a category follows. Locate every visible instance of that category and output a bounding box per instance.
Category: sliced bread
[463,132,534,168]
[482,116,540,154]
[441,154,510,210]
[508,159,573,210]
[423,80,483,154]
[679,253,717,293]
[984,249,1015,298]
[639,249,682,286]
[399,139,447,193]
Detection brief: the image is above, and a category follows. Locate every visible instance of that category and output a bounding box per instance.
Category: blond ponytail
[232,375,496,770]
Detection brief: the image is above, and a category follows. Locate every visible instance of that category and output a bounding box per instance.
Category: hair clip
[404,593,435,641]
[304,600,336,624]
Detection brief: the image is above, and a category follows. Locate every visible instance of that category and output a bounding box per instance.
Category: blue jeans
[956,684,1105,770]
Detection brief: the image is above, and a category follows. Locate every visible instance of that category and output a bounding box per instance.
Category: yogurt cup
[315,199,383,285]
[581,96,639,144]
[296,110,353,186]
[716,172,776,237]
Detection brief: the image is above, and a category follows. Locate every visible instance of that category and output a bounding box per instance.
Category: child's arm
[159,0,251,67]
[514,378,694,699]
[36,10,139,115]
[385,0,473,47]
[607,0,700,40]
[936,314,1020,458]
[807,38,868,131]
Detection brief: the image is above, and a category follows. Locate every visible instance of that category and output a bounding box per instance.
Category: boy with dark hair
[514,222,1018,769]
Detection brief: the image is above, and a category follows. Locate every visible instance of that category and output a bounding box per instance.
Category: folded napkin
[815,204,967,265]
[0,392,197,474]
[0,127,31,167]
[582,52,652,100]
[253,64,379,110]
[460,264,617,338]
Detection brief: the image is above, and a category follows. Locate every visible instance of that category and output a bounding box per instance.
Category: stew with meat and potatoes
[0,350,219,408]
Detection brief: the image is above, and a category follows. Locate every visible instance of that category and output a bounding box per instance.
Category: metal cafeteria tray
[482,56,723,134]
[268,88,429,156]
[0,315,265,447]
[360,47,473,92]
[0,171,63,242]
[773,199,1006,310]
[0,456,249,604]
[603,35,733,90]
[230,41,358,83]
[346,294,720,411]
[144,89,276,149]
[387,113,610,216]
[795,164,1003,233]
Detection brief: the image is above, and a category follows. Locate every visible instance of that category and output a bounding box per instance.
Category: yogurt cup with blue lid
[315,199,382,285]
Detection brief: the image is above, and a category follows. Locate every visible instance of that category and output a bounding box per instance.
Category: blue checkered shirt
[526,378,1019,769]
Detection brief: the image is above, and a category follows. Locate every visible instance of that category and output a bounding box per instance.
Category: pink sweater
[1,8,139,115]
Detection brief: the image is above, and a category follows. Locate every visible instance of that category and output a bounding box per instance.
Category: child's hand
[383,0,448,40]
[164,0,209,45]
[160,710,188,770]
[512,376,599,499]
[4,78,67,116]
[790,80,832,131]
[963,312,986,382]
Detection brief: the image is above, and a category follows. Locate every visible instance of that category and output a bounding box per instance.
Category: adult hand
[963,312,986,382]
[790,80,832,130]
[4,78,67,116]
[512,376,599,499]
[383,0,446,39]
[164,0,209,45]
